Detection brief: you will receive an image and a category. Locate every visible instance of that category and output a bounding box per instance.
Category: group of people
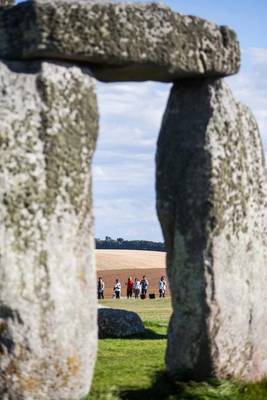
[126,276,149,299]
[97,275,167,299]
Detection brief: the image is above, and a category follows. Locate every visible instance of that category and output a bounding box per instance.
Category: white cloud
[227,48,267,148]
[93,81,170,240]
[97,81,170,132]
[94,196,162,240]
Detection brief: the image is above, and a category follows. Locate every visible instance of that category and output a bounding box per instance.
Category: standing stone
[156,78,267,381]
[0,61,98,399]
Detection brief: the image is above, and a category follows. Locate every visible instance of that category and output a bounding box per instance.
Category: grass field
[88,299,267,400]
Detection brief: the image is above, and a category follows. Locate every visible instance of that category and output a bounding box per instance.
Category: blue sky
[17,1,267,241]
[164,0,267,48]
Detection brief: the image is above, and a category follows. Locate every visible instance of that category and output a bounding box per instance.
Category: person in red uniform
[126,276,134,298]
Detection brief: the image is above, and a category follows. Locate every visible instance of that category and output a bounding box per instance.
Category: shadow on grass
[119,371,267,400]
[101,328,167,340]
[120,372,181,400]
[126,328,167,340]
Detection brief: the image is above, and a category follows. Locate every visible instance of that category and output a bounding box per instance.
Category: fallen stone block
[98,307,145,338]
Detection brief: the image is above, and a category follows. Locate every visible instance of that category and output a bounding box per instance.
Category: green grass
[88,299,170,400]
[87,298,267,400]
[97,298,172,323]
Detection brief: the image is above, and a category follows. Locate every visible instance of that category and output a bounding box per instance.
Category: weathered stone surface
[0,1,240,82]
[0,0,14,7]
[0,61,98,399]
[98,307,145,338]
[156,79,267,381]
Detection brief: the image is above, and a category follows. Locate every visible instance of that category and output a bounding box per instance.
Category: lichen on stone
[157,78,267,381]
[0,1,240,81]
[0,60,98,400]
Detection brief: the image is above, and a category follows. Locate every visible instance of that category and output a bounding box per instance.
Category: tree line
[95,237,165,252]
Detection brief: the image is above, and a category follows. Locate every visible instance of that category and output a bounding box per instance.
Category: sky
[17,1,267,241]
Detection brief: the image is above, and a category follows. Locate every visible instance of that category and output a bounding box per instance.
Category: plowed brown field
[96,250,168,298]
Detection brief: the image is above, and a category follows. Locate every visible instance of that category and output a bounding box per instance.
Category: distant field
[97,268,168,298]
[96,250,167,298]
[96,249,166,270]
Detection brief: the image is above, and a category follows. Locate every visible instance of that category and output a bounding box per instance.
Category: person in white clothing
[133,278,141,299]
[113,278,121,299]
[159,276,167,298]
